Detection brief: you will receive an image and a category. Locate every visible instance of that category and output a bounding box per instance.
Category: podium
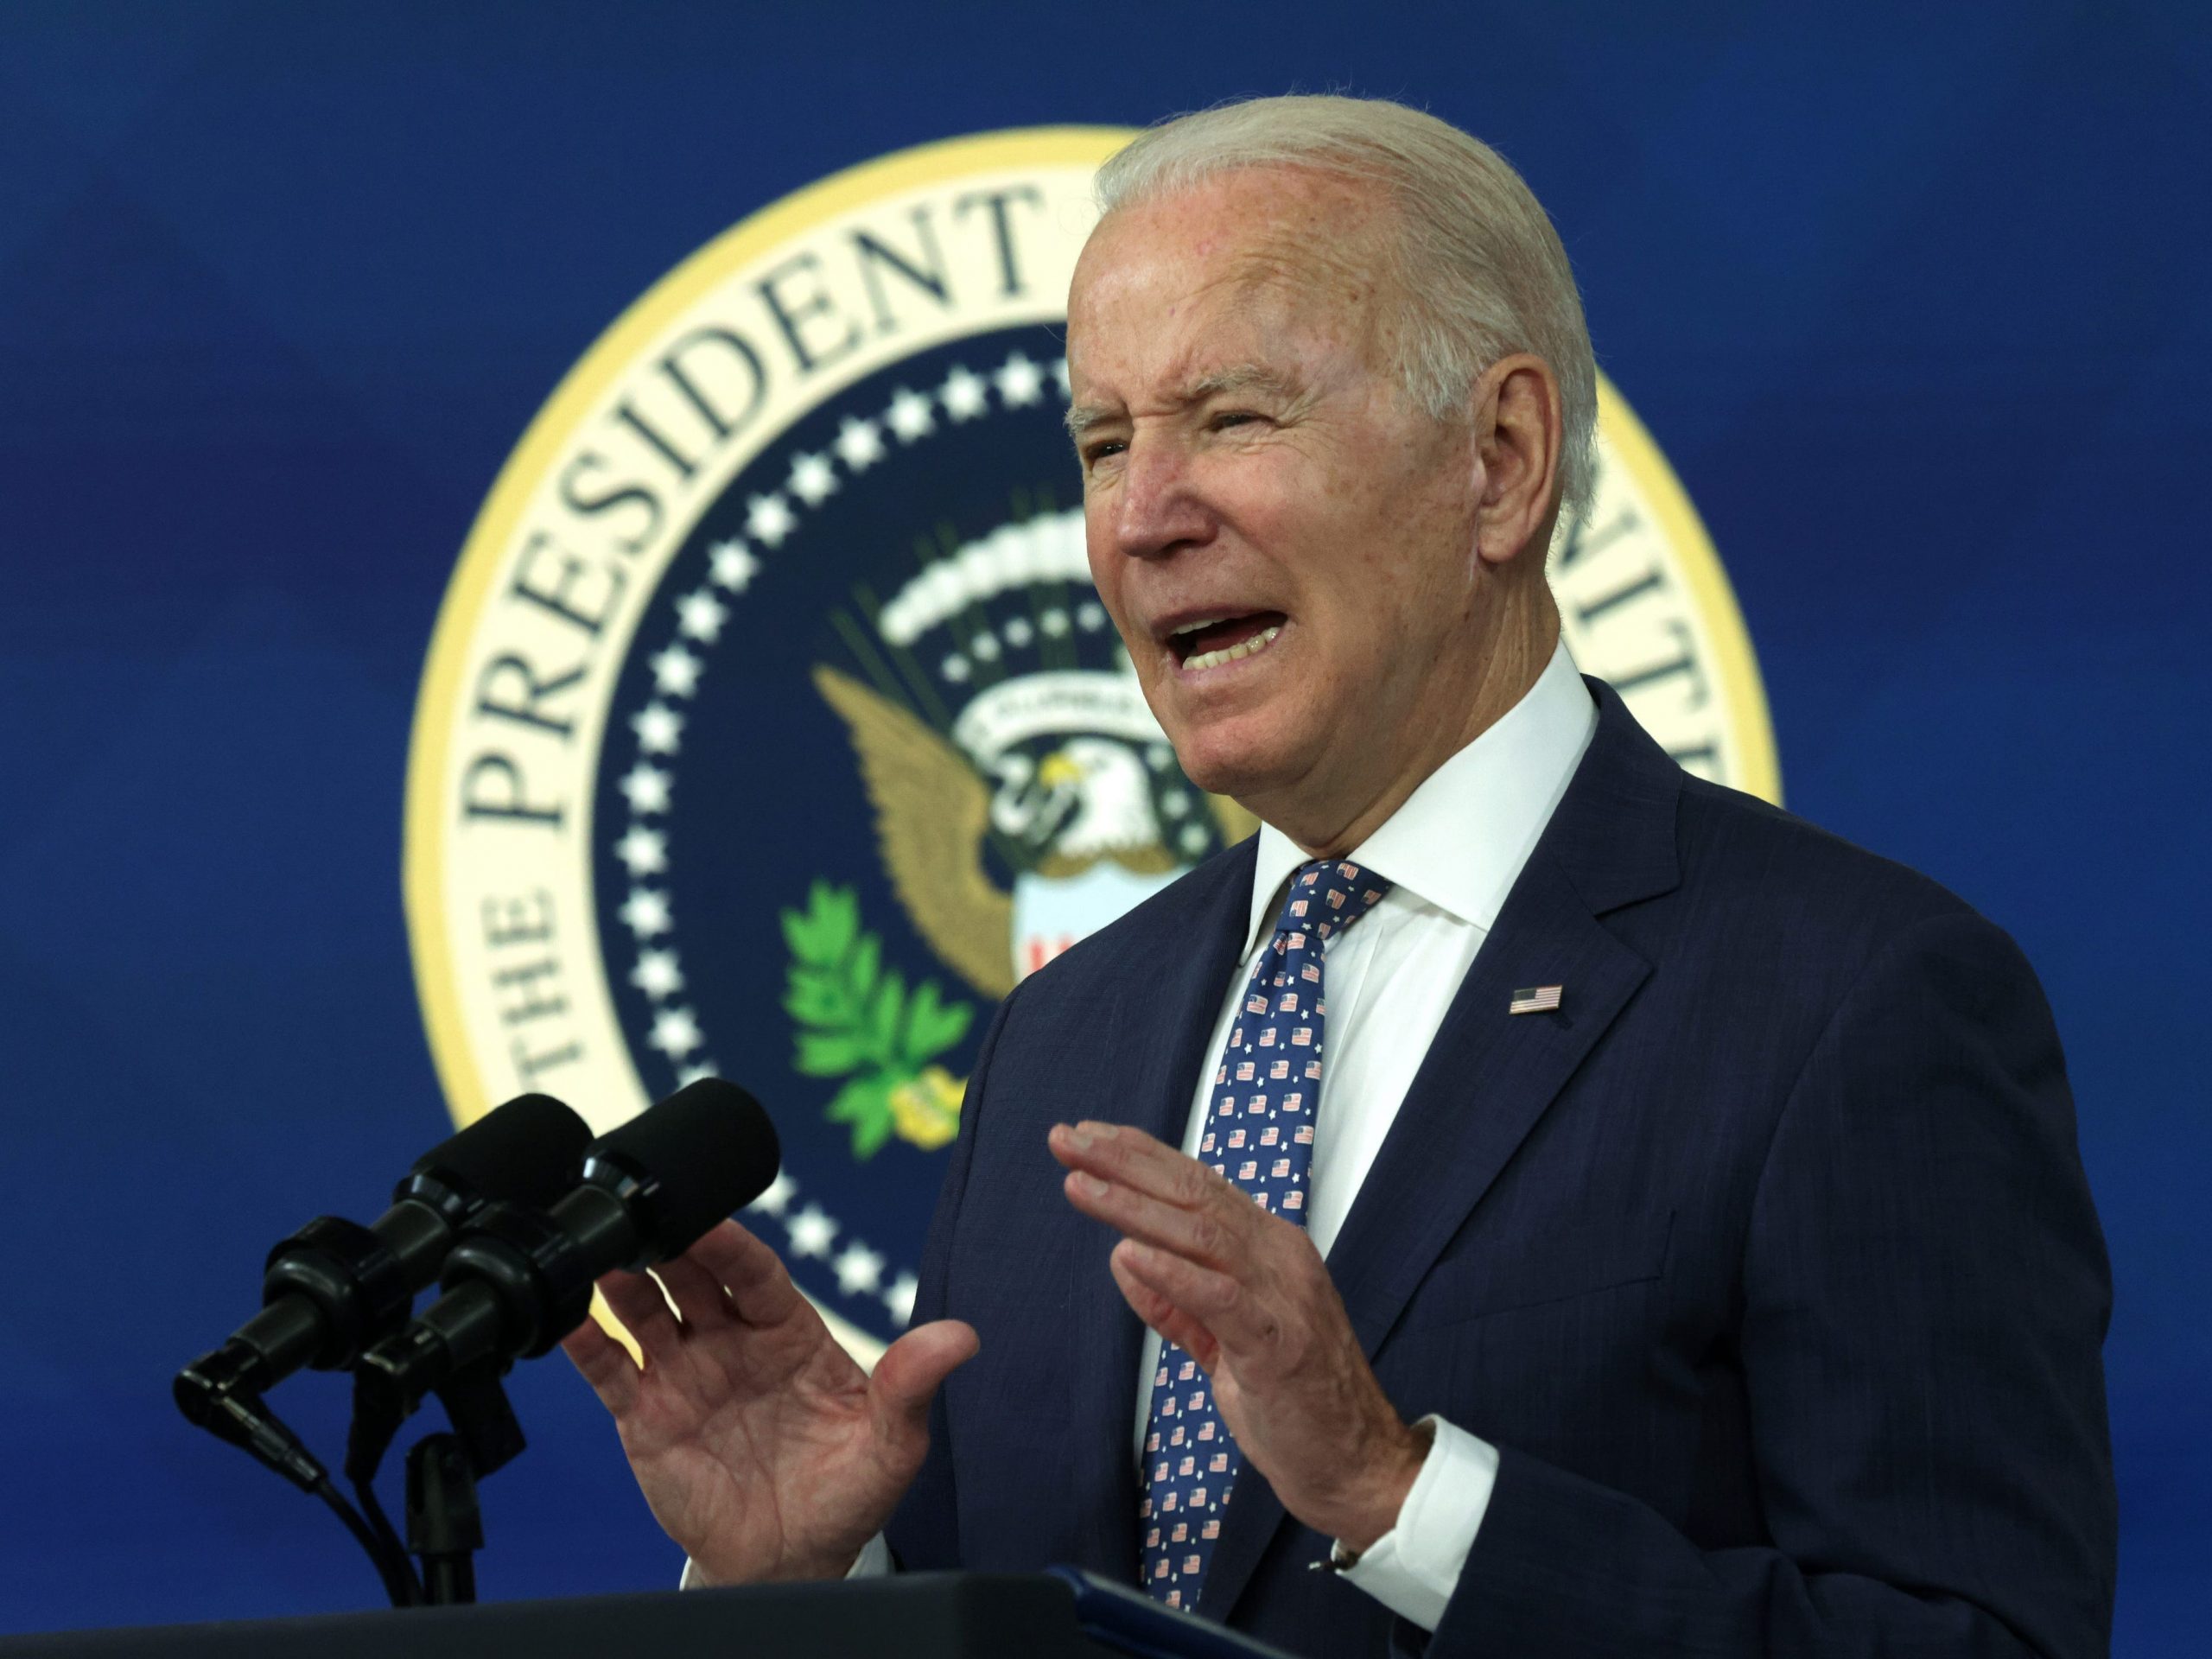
[0,1573,1297,1659]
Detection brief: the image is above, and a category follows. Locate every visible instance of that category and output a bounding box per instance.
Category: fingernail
[1070,1128,1094,1150]
[1082,1121,1118,1140]
[1079,1174,1110,1198]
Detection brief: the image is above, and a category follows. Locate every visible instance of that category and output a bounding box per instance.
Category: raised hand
[1049,1120,1426,1554]
[562,1218,977,1585]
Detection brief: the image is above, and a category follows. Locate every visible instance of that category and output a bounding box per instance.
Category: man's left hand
[1049,1119,1427,1553]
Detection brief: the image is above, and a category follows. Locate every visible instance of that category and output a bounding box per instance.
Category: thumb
[868,1319,979,1448]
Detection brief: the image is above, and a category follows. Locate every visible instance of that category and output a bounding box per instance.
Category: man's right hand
[561,1219,978,1585]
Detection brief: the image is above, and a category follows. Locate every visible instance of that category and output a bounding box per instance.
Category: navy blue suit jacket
[884,682,2116,1657]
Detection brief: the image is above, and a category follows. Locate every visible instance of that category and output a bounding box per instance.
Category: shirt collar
[1242,638,1599,950]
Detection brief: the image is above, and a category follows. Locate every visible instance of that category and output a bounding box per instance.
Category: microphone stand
[407,1433,481,1605]
[348,1357,525,1605]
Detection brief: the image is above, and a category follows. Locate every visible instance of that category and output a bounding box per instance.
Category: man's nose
[1113,438,1213,562]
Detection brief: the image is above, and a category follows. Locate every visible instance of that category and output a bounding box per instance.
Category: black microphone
[355,1078,779,1414]
[175,1092,593,1430]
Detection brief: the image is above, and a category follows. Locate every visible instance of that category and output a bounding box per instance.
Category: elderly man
[565,97,2115,1656]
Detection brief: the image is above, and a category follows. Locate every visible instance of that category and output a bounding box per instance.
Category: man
[564,97,2115,1656]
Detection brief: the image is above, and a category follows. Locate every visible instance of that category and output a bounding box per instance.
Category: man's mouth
[1167,611,1287,672]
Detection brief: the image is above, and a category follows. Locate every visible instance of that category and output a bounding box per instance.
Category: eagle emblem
[815,507,1256,1002]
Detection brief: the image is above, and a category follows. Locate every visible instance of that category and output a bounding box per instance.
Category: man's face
[1065,168,1490,819]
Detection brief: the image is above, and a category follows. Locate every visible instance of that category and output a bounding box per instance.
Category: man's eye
[1209,410,1262,431]
[1082,440,1127,467]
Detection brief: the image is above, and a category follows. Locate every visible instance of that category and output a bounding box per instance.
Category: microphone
[175,1092,593,1429]
[355,1078,779,1414]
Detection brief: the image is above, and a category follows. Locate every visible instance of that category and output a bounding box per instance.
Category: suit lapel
[1325,855,1650,1353]
[1063,841,1257,1581]
[1199,683,1682,1620]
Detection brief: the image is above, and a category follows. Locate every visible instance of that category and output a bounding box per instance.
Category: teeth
[1173,616,1230,639]
[1184,624,1281,672]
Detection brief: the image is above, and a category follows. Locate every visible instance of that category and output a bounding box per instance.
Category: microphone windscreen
[595,1078,780,1254]
[410,1092,592,1210]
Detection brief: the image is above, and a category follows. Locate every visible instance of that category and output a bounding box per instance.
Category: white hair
[1094,94,1599,521]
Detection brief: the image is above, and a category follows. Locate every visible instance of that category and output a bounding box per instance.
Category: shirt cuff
[678,1532,892,1590]
[1335,1416,1499,1631]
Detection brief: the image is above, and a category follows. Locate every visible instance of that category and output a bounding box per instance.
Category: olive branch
[780,880,976,1159]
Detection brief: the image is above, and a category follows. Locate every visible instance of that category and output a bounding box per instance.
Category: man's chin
[1161,720,1307,810]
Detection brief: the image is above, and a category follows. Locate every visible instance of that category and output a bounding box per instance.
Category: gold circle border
[404,127,1128,1131]
[1590,381,1781,806]
[404,124,1780,1135]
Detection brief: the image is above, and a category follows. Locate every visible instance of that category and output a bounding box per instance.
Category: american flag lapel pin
[1509,984,1564,1015]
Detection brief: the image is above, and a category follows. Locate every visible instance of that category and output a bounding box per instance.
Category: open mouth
[1168,611,1287,672]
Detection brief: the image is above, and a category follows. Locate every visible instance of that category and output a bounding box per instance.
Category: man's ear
[1471,354,1564,569]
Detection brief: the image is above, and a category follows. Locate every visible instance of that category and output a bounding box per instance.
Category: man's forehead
[1068,185,1383,410]
[1077,175,1382,311]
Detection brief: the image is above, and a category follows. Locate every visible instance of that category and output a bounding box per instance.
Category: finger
[596,1267,685,1360]
[686,1219,805,1327]
[1062,1165,1249,1273]
[1109,1243,1220,1370]
[1114,1237,1256,1349]
[654,1252,737,1330]
[561,1318,641,1415]
[1051,1121,1224,1213]
[868,1319,981,1449]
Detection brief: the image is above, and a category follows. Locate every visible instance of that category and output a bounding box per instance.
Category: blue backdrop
[0,3,2204,1650]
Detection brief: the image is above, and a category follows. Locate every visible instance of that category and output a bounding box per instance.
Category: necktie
[1138,857,1393,1610]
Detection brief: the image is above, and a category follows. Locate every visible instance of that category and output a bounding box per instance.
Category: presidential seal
[404,128,1778,1362]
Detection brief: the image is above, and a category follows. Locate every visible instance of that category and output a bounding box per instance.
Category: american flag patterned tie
[1137,857,1393,1610]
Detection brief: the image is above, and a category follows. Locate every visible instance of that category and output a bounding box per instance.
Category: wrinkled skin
[561,1222,976,1583]
[1052,1119,1433,1551]
[1066,165,1564,856]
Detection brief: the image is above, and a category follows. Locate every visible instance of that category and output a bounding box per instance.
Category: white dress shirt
[696,641,1597,1618]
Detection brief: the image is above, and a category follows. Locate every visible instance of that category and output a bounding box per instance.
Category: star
[746,493,798,547]
[620,887,671,938]
[787,450,838,505]
[1003,616,1033,647]
[886,386,935,442]
[1077,601,1107,631]
[1053,356,1072,398]
[1040,608,1071,637]
[1162,790,1191,819]
[620,764,671,814]
[884,1273,919,1325]
[833,1242,886,1296]
[1179,823,1210,856]
[676,1061,718,1088]
[941,654,970,683]
[1147,742,1175,769]
[709,540,760,591]
[747,1170,797,1217]
[995,351,1046,407]
[649,1006,702,1058]
[939,364,988,421]
[632,701,684,754]
[835,416,885,470]
[677,588,728,642]
[650,644,702,697]
[630,947,683,998]
[970,633,1001,662]
[786,1205,837,1258]
[615,824,668,875]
